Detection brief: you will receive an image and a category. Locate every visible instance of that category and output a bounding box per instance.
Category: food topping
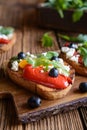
[18,60,28,69]
[0,26,14,44]
[23,65,72,89]
[11,61,19,71]
[18,52,26,59]
[49,68,58,77]
[61,42,87,67]
[50,56,59,61]
[10,51,72,89]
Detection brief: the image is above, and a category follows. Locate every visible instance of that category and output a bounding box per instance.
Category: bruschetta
[0,26,16,53]
[7,51,75,100]
[60,42,87,76]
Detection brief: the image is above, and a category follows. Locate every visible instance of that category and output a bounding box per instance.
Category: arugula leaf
[83,55,87,67]
[26,57,35,66]
[44,51,59,59]
[78,47,87,67]
[0,27,14,35]
[58,33,87,43]
[72,9,83,22]
[37,51,59,60]
[78,47,87,56]
[41,33,53,47]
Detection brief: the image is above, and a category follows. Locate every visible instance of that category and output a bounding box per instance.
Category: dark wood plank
[0,1,86,129]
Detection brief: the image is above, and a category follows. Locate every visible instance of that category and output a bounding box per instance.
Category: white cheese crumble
[30,54,37,58]
[63,65,70,71]
[61,47,69,53]
[26,52,30,56]
[66,48,75,58]
[58,58,64,64]
[11,61,19,71]
[71,44,78,49]
[70,55,79,63]
[64,81,69,87]
[42,52,47,56]
[40,69,44,73]
[0,34,8,40]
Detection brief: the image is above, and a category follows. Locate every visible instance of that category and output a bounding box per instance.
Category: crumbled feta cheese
[0,34,8,40]
[61,47,69,53]
[70,55,79,63]
[66,48,75,58]
[58,68,62,74]
[58,58,64,63]
[42,52,47,56]
[40,70,44,73]
[19,59,22,62]
[11,61,19,71]
[48,65,54,70]
[72,44,78,49]
[64,81,69,87]
[63,65,70,71]
[26,52,30,56]
[30,54,37,58]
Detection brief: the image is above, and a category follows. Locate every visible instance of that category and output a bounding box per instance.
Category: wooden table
[0,0,87,130]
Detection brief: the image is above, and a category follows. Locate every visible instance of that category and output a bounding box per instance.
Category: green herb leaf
[72,9,83,22]
[41,33,53,47]
[26,58,35,66]
[83,55,87,67]
[37,51,59,60]
[58,33,87,43]
[0,27,14,35]
[78,47,87,67]
[45,0,87,22]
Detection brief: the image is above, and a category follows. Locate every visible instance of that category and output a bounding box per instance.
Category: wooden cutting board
[0,74,87,124]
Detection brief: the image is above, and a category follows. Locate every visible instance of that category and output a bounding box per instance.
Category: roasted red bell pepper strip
[23,65,72,89]
[0,38,9,44]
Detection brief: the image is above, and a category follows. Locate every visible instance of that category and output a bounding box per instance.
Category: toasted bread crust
[60,52,87,76]
[7,64,75,100]
[0,33,16,53]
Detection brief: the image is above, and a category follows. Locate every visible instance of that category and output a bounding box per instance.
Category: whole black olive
[18,52,26,59]
[51,56,59,61]
[79,82,87,93]
[49,68,58,77]
[27,96,41,108]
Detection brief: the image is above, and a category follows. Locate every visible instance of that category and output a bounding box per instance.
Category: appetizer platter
[0,50,87,123]
[0,26,16,53]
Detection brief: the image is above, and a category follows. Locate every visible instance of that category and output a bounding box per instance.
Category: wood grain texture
[0,1,87,129]
[0,74,87,124]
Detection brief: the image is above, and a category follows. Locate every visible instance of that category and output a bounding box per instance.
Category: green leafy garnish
[37,51,59,59]
[26,57,35,66]
[78,46,87,66]
[58,33,87,43]
[24,51,69,76]
[45,0,87,22]
[41,33,53,47]
[0,26,14,35]
[10,56,19,63]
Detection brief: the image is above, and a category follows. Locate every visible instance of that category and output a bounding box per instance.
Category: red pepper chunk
[0,38,9,44]
[23,65,72,89]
